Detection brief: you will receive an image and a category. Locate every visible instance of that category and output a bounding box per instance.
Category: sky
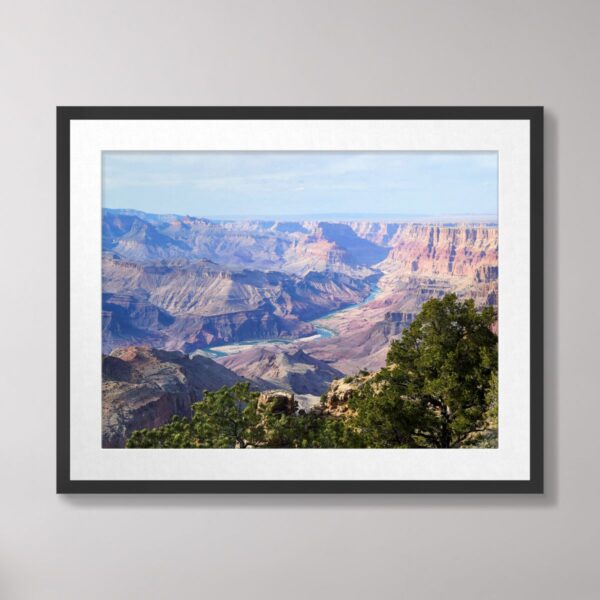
[102,151,497,219]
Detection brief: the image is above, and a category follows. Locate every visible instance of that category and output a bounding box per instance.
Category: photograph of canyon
[102,152,499,449]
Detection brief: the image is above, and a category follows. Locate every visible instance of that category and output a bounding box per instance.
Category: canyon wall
[102,346,246,447]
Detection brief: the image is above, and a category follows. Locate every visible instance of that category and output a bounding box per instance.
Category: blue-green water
[311,285,381,326]
[199,284,381,357]
[313,326,336,339]
[194,337,296,359]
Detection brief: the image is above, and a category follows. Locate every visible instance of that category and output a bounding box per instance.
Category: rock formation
[376,223,498,279]
[315,371,375,417]
[102,346,245,447]
[218,345,344,396]
[257,389,297,416]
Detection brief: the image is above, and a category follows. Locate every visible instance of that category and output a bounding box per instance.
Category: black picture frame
[57,106,543,494]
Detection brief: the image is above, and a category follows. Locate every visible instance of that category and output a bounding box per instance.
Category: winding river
[197,284,382,358]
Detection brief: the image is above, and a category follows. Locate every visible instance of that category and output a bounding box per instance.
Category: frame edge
[56,106,544,494]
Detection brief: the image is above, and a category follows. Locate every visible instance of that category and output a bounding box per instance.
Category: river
[195,284,382,358]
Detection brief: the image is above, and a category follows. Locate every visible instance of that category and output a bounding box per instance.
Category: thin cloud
[102,151,498,218]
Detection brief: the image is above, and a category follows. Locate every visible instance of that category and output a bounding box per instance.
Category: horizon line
[104,207,498,223]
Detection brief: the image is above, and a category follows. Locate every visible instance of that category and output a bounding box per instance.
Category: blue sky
[102,151,497,219]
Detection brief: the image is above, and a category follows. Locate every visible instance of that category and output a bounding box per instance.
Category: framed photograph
[57,106,543,493]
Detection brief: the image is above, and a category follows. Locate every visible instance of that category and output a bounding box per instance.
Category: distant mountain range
[110,209,497,223]
[103,209,389,274]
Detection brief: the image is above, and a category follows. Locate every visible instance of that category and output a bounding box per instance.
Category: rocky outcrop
[102,292,174,350]
[347,222,402,246]
[102,346,245,447]
[315,371,375,417]
[283,222,387,277]
[103,213,191,261]
[218,346,344,396]
[376,224,498,280]
[381,311,414,335]
[257,390,297,415]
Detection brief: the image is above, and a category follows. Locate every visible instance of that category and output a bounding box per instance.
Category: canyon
[102,209,498,446]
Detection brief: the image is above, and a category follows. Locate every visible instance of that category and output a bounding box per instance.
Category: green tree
[126,384,359,449]
[264,412,361,448]
[127,415,195,448]
[463,369,498,448]
[191,382,264,448]
[350,294,497,448]
[127,382,265,449]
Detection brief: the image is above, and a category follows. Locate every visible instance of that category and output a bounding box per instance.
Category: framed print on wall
[57,106,543,493]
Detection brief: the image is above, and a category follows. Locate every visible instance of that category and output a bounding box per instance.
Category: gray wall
[1,1,596,598]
